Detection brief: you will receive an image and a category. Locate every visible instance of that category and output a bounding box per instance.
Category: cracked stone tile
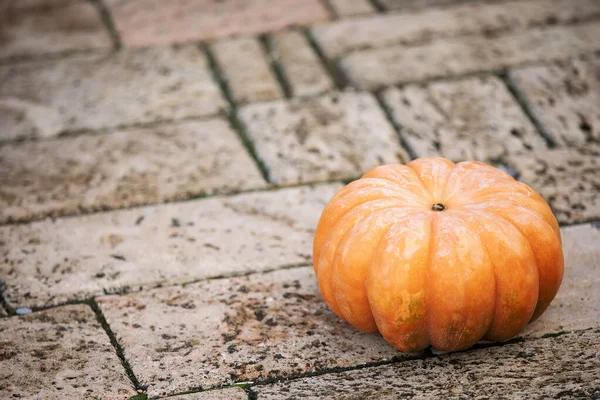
[0,183,341,308]
[508,146,600,224]
[97,266,404,398]
[212,37,282,104]
[238,92,409,185]
[0,119,266,224]
[0,304,135,399]
[256,328,600,399]
[105,0,329,46]
[340,21,600,89]
[381,76,546,162]
[522,223,600,337]
[313,0,600,58]
[0,0,113,60]
[271,30,334,98]
[327,0,376,17]
[168,388,247,400]
[0,45,226,141]
[508,57,600,147]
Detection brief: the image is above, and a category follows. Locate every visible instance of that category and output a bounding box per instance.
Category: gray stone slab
[238,92,409,185]
[97,266,404,398]
[255,328,600,399]
[0,0,113,60]
[0,304,135,399]
[0,183,341,308]
[0,119,266,224]
[167,387,247,400]
[508,57,600,146]
[0,45,226,141]
[340,21,600,89]
[327,0,376,17]
[381,76,546,162]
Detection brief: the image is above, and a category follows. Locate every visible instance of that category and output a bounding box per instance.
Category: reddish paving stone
[105,0,330,47]
[97,266,404,397]
[340,21,600,89]
[381,76,546,162]
[0,45,226,141]
[0,184,340,308]
[508,57,600,146]
[327,0,376,17]
[0,0,112,60]
[238,92,409,185]
[0,305,135,399]
[0,119,266,224]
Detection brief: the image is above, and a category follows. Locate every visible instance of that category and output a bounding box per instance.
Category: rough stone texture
[381,76,546,162]
[379,0,481,11]
[212,37,282,104]
[508,57,600,147]
[271,31,334,97]
[0,119,266,224]
[0,305,7,317]
[0,184,340,308]
[327,0,375,17]
[98,267,405,397]
[105,0,330,46]
[340,21,600,89]
[0,305,135,399]
[255,328,600,399]
[522,223,600,337]
[238,92,409,185]
[0,0,113,60]
[508,146,600,224]
[169,388,247,400]
[0,45,226,141]
[313,0,600,58]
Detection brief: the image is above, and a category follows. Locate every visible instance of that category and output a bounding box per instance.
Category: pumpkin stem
[431,203,446,212]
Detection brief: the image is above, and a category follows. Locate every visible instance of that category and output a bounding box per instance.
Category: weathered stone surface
[169,388,247,400]
[313,0,600,58]
[327,0,375,17]
[381,76,546,162]
[212,37,282,104]
[0,0,112,60]
[508,146,600,224]
[523,223,600,337]
[271,31,334,97]
[340,21,600,89]
[97,267,404,397]
[0,305,7,317]
[0,305,135,399]
[508,57,600,146]
[379,0,480,11]
[0,184,340,308]
[256,328,600,399]
[105,0,329,46]
[0,119,266,224]
[238,92,409,185]
[0,45,226,141]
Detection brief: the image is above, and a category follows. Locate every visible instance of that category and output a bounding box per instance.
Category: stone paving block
[271,31,334,98]
[238,92,409,185]
[0,45,226,141]
[0,0,113,60]
[379,0,480,11]
[313,0,600,58]
[0,184,341,308]
[168,388,247,400]
[523,223,600,337]
[0,304,135,399]
[508,57,600,146]
[212,37,283,104]
[97,267,404,397]
[381,76,546,162]
[0,119,266,224]
[255,328,600,399]
[507,146,600,224]
[105,0,329,47]
[327,0,376,17]
[340,21,600,89]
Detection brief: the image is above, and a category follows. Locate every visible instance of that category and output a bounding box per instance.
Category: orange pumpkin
[313,157,563,352]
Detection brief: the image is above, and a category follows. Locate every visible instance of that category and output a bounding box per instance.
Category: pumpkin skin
[313,157,563,352]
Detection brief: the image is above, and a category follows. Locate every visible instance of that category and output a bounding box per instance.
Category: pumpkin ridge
[423,211,436,350]
[441,163,516,204]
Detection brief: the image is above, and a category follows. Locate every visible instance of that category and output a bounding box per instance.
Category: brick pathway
[0,0,599,399]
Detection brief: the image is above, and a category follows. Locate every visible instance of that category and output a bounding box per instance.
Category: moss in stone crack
[541,331,569,338]
[127,394,147,400]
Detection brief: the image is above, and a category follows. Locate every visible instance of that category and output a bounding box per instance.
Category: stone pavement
[0,0,598,398]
